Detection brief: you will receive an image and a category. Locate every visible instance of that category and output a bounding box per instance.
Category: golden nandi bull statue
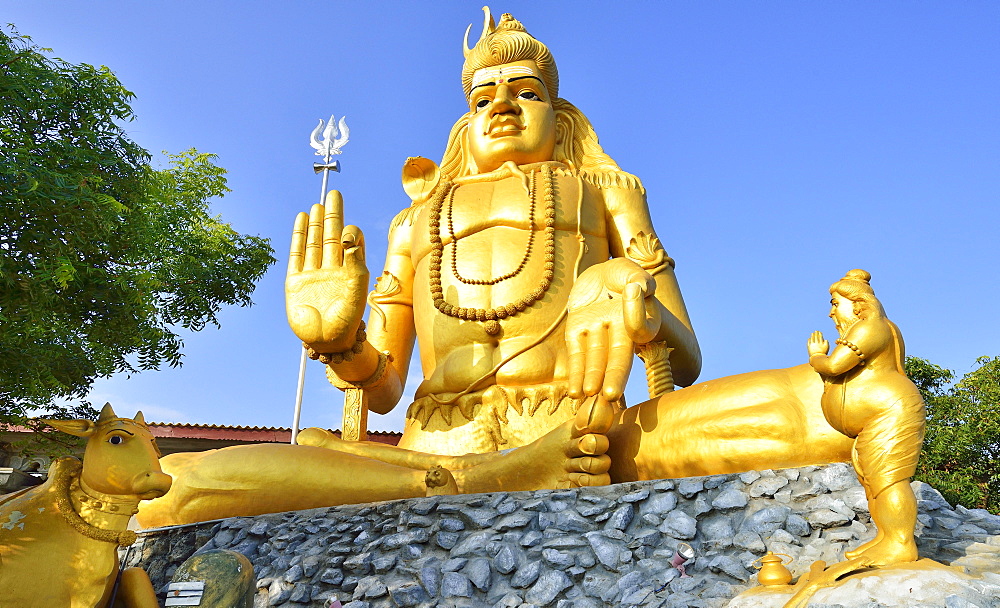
[0,404,172,608]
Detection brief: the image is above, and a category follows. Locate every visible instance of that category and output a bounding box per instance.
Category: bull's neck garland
[429,163,557,336]
[53,458,137,547]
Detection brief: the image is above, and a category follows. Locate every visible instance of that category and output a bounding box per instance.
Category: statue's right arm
[809,320,889,377]
[355,215,418,414]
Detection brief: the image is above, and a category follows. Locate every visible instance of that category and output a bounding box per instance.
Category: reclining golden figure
[140,13,922,569]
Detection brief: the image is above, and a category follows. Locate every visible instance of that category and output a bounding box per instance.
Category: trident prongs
[309,115,350,164]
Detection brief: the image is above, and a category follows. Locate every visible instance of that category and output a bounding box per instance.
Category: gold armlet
[305,321,367,365]
[368,271,412,330]
[329,351,394,391]
[625,231,675,272]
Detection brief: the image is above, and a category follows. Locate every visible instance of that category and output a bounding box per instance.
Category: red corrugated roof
[3,422,401,440]
[145,422,401,441]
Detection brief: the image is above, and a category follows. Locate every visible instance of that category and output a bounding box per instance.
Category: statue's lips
[487,120,524,137]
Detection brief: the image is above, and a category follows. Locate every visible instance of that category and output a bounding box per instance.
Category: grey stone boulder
[525,569,572,606]
[660,510,698,540]
[441,572,473,598]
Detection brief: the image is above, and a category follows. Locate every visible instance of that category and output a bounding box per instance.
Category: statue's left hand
[566,259,661,401]
[807,331,829,357]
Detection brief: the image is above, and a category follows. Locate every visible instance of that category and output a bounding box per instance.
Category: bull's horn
[98,402,117,422]
[134,411,147,425]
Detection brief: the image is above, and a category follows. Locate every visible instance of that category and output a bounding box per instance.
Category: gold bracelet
[329,351,394,391]
[305,321,367,365]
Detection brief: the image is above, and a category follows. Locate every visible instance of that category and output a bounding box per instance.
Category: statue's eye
[475,98,490,110]
[109,435,124,445]
[518,91,540,101]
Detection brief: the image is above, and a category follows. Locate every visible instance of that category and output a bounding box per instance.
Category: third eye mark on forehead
[472,64,535,85]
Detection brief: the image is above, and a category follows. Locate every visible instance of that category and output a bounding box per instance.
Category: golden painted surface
[0,404,168,608]
[341,387,368,442]
[138,11,924,560]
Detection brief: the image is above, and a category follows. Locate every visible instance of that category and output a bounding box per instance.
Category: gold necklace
[428,164,557,335]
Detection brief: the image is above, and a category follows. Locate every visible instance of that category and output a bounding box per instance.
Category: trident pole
[291,115,349,444]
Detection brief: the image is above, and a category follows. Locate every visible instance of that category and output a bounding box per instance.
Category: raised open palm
[285,190,369,353]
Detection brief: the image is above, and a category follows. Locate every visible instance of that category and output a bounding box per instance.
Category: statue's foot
[425,465,459,496]
[454,395,614,493]
[849,538,918,567]
[844,533,883,560]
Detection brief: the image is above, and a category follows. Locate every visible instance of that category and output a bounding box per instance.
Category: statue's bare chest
[410,172,605,262]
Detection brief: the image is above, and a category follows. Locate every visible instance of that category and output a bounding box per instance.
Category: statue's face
[829,293,859,333]
[467,60,557,173]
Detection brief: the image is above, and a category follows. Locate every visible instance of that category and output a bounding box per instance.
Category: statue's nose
[490,84,519,115]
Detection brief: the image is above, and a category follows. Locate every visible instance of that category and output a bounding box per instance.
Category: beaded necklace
[447,168,538,286]
[428,164,557,335]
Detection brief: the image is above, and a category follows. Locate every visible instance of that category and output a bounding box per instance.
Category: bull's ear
[41,418,96,438]
[97,402,117,423]
[133,411,147,425]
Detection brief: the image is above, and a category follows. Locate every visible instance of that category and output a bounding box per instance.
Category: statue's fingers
[323,191,345,267]
[288,211,309,275]
[341,225,365,268]
[603,326,634,401]
[567,329,589,398]
[582,325,610,397]
[623,282,658,343]
[304,203,324,270]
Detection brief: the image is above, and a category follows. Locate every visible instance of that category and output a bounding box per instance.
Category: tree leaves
[0,25,275,432]
[909,355,1000,513]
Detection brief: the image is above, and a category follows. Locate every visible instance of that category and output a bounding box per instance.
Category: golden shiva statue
[140,13,925,578]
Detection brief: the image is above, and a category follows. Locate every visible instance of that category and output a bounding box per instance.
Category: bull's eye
[109,435,124,445]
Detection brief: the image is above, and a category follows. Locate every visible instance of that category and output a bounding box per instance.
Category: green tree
[0,25,275,429]
[908,355,1000,512]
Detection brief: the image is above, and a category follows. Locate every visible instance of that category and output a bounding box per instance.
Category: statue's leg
[606,364,855,482]
[844,393,923,563]
[844,481,884,559]
[844,447,884,558]
[297,427,498,470]
[848,479,918,565]
[113,568,158,608]
[137,444,435,527]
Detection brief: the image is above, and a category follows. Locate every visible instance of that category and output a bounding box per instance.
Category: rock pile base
[126,463,1000,607]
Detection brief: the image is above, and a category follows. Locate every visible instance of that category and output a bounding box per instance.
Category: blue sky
[6,2,998,432]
